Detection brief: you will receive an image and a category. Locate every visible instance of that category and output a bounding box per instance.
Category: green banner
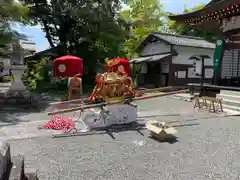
[213,39,224,72]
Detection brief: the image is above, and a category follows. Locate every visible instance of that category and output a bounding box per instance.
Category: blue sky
[17,0,210,52]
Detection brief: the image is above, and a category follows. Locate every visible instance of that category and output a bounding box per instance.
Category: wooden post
[199,57,205,97]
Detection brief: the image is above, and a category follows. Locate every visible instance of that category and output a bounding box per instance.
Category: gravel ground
[0,96,225,140]
[4,97,239,180]
[8,115,240,180]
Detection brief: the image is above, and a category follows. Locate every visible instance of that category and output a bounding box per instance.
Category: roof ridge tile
[152,32,204,40]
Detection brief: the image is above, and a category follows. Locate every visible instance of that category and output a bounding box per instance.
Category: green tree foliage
[166,4,220,42]
[0,0,30,57]
[20,0,126,56]
[19,0,128,84]
[121,0,164,59]
[22,57,50,91]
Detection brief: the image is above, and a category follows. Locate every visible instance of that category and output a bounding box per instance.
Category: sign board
[194,60,202,75]
[161,62,169,73]
[188,68,199,78]
[213,39,224,72]
[141,63,147,73]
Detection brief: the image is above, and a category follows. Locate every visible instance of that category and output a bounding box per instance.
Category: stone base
[0,141,11,179]
[0,141,39,180]
[83,104,137,129]
[8,155,24,180]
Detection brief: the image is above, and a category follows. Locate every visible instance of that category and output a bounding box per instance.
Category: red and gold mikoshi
[105,58,130,76]
[89,74,104,102]
[89,58,135,103]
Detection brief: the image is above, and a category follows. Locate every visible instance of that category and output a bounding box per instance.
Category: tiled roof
[205,0,225,7]
[168,0,237,23]
[129,53,172,63]
[152,32,215,49]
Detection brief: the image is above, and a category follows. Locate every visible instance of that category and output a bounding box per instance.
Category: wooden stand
[68,77,83,100]
[194,96,223,113]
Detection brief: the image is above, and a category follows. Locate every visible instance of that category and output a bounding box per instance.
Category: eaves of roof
[137,33,215,52]
[168,0,238,21]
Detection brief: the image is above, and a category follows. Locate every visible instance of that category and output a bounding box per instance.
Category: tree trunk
[42,19,55,48]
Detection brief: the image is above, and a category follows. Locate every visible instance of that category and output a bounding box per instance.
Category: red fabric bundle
[41,112,76,133]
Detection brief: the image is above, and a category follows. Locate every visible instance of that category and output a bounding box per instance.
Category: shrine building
[169,0,240,87]
[129,32,215,88]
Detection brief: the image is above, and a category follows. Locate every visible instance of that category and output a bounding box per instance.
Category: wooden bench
[194,96,223,113]
[194,97,207,109]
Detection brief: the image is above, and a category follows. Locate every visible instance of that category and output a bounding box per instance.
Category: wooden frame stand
[194,96,223,113]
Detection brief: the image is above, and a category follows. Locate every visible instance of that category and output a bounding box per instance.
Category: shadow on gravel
[52,121,146,139]
[150,136,179,144]
[0,112,32,127]
[105,123,145,139]
[0,93,53,127]
[172,123,200,128]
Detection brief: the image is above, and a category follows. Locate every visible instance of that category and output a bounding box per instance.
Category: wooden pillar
[199,57,205,97]
[132,62,136,87]
[168,46,174,86]
[168,63,173,86]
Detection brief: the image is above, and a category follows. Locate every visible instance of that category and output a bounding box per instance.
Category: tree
[120,0,164,59]
[20,0,126,55]
[166,4,220,42]
[0,0,30,57]
[19,0,128,84]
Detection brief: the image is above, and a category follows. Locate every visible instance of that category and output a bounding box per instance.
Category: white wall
[20,40,36,52]
[172,45,214,66]
[140,41,171,56]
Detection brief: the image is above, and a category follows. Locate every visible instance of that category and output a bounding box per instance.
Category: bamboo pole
[133,89,187,101]
[50,97,88,105]
[48,102,106,115]
[50,86,172,106]
[48,89,188,115]
[137,86,172,93]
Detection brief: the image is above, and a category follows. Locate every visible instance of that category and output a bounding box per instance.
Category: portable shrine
[45,57,187,134]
